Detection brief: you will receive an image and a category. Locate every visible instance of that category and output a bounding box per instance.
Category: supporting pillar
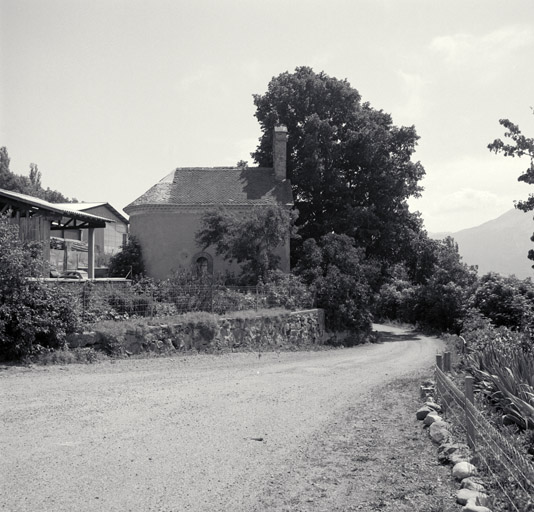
[88,227,95,280]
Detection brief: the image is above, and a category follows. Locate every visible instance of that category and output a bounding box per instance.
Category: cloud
[394,71,429,123]
[411,187,518,233]
[176,65,217,92]
[433,188,511,213]
[430,26,534,66]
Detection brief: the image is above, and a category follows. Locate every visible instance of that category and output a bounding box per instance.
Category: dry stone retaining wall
[68,309,326,355]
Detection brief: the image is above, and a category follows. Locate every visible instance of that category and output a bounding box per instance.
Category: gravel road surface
[1,324,443,511]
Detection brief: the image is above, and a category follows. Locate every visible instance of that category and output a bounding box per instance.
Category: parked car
[59,270,89,280]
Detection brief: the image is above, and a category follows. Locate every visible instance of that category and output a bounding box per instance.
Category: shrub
[108,235,144,278]
[0,215,79,359]
[470,273,534,330]
[212,288,259,314]
[295,234,376,334]
[261,270,314,310]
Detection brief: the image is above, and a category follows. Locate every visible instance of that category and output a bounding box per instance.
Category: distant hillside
[429,208,534,280]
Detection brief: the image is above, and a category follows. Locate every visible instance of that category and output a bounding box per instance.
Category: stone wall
[67,309,325,355]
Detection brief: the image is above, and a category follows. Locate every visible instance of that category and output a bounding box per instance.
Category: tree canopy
[108,236,145,279]
[196,205,297,284]
[0,146,76,203]
[488,112,534,263]
[252,66,425,262]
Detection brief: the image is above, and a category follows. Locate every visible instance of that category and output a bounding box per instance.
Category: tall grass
[469,343,534,430]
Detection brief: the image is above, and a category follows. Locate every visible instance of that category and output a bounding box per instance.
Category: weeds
[30,347,103,365]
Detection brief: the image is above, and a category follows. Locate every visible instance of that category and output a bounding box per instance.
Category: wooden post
[435,354,443,400]
[444,352,451,372]
[465,376,475,449]
[210,284,214,314]
[87,227,95,280]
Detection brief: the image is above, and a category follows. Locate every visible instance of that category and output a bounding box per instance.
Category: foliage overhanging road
[1,325,443,511]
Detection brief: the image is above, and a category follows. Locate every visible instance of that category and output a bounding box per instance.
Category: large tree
[196,205,297,284]
[252,67,425,263]
[488,112,534,264]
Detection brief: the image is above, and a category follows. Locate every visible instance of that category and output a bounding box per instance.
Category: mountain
[429,208,534,280]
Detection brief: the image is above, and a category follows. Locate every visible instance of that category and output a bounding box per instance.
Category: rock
[416,406,433,420]
[123,331,144,354]
[423,412,442,426]
[67,331,99,348]
[457,488,488,505]
[438,442,455,454]
[429,421,452,444]
[453,461,477,480]
[425,401,442,412]
[438,442,471,464]
[461,505,492,512]
[420,385,435,398]
[461,477,486,492]
[439,442,469,455]
[450,452,470,464]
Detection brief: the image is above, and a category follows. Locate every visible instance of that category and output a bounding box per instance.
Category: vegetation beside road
[1,70,533,462]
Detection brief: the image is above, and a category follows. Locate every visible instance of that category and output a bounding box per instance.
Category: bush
[261,270,314,310]
[108,235,144,278]
[470,273,534,330]
[0,215,79,359]
[295,234,376,334]
[373,265,418,324]
[374,237,477,333]
[212,288,259,314]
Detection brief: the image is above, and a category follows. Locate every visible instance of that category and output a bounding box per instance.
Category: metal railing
[69,282,315,321]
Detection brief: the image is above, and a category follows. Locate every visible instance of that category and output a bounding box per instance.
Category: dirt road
[1,325,445,511]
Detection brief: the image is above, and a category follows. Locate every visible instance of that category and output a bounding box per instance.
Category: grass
[29,347,104,365]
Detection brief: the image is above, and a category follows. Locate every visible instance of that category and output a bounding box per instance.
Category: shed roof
[0,188,113,227]
[125,167,293,211]
[53,202,129,224]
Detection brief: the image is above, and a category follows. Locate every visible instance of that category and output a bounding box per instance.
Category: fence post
[444,352,451,372]
[210,284,214,314]
[255,285,258,311]
[435,354,443,401]
[82,285,86,320]
[465,376,475,449]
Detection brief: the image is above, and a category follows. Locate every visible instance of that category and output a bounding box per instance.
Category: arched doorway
[191,252,213,277]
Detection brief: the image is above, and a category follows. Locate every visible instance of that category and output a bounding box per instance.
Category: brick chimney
[273,125,288,181]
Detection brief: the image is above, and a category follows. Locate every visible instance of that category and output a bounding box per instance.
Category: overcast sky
[1,0,533,233]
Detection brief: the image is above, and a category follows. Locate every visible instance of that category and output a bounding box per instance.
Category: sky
[1,0,533,233]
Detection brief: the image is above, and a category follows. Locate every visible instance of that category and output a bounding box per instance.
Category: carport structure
[0,188,113,279]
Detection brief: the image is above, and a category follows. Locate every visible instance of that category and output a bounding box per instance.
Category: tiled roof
[125,167,293,211]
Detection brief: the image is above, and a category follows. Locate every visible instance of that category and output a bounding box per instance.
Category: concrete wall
[129,208,290,281]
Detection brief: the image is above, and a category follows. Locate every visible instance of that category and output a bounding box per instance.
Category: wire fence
[61,281,315,322]
[435,360,534,512]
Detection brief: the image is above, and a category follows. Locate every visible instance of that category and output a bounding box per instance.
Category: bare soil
[1,324,458,511]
